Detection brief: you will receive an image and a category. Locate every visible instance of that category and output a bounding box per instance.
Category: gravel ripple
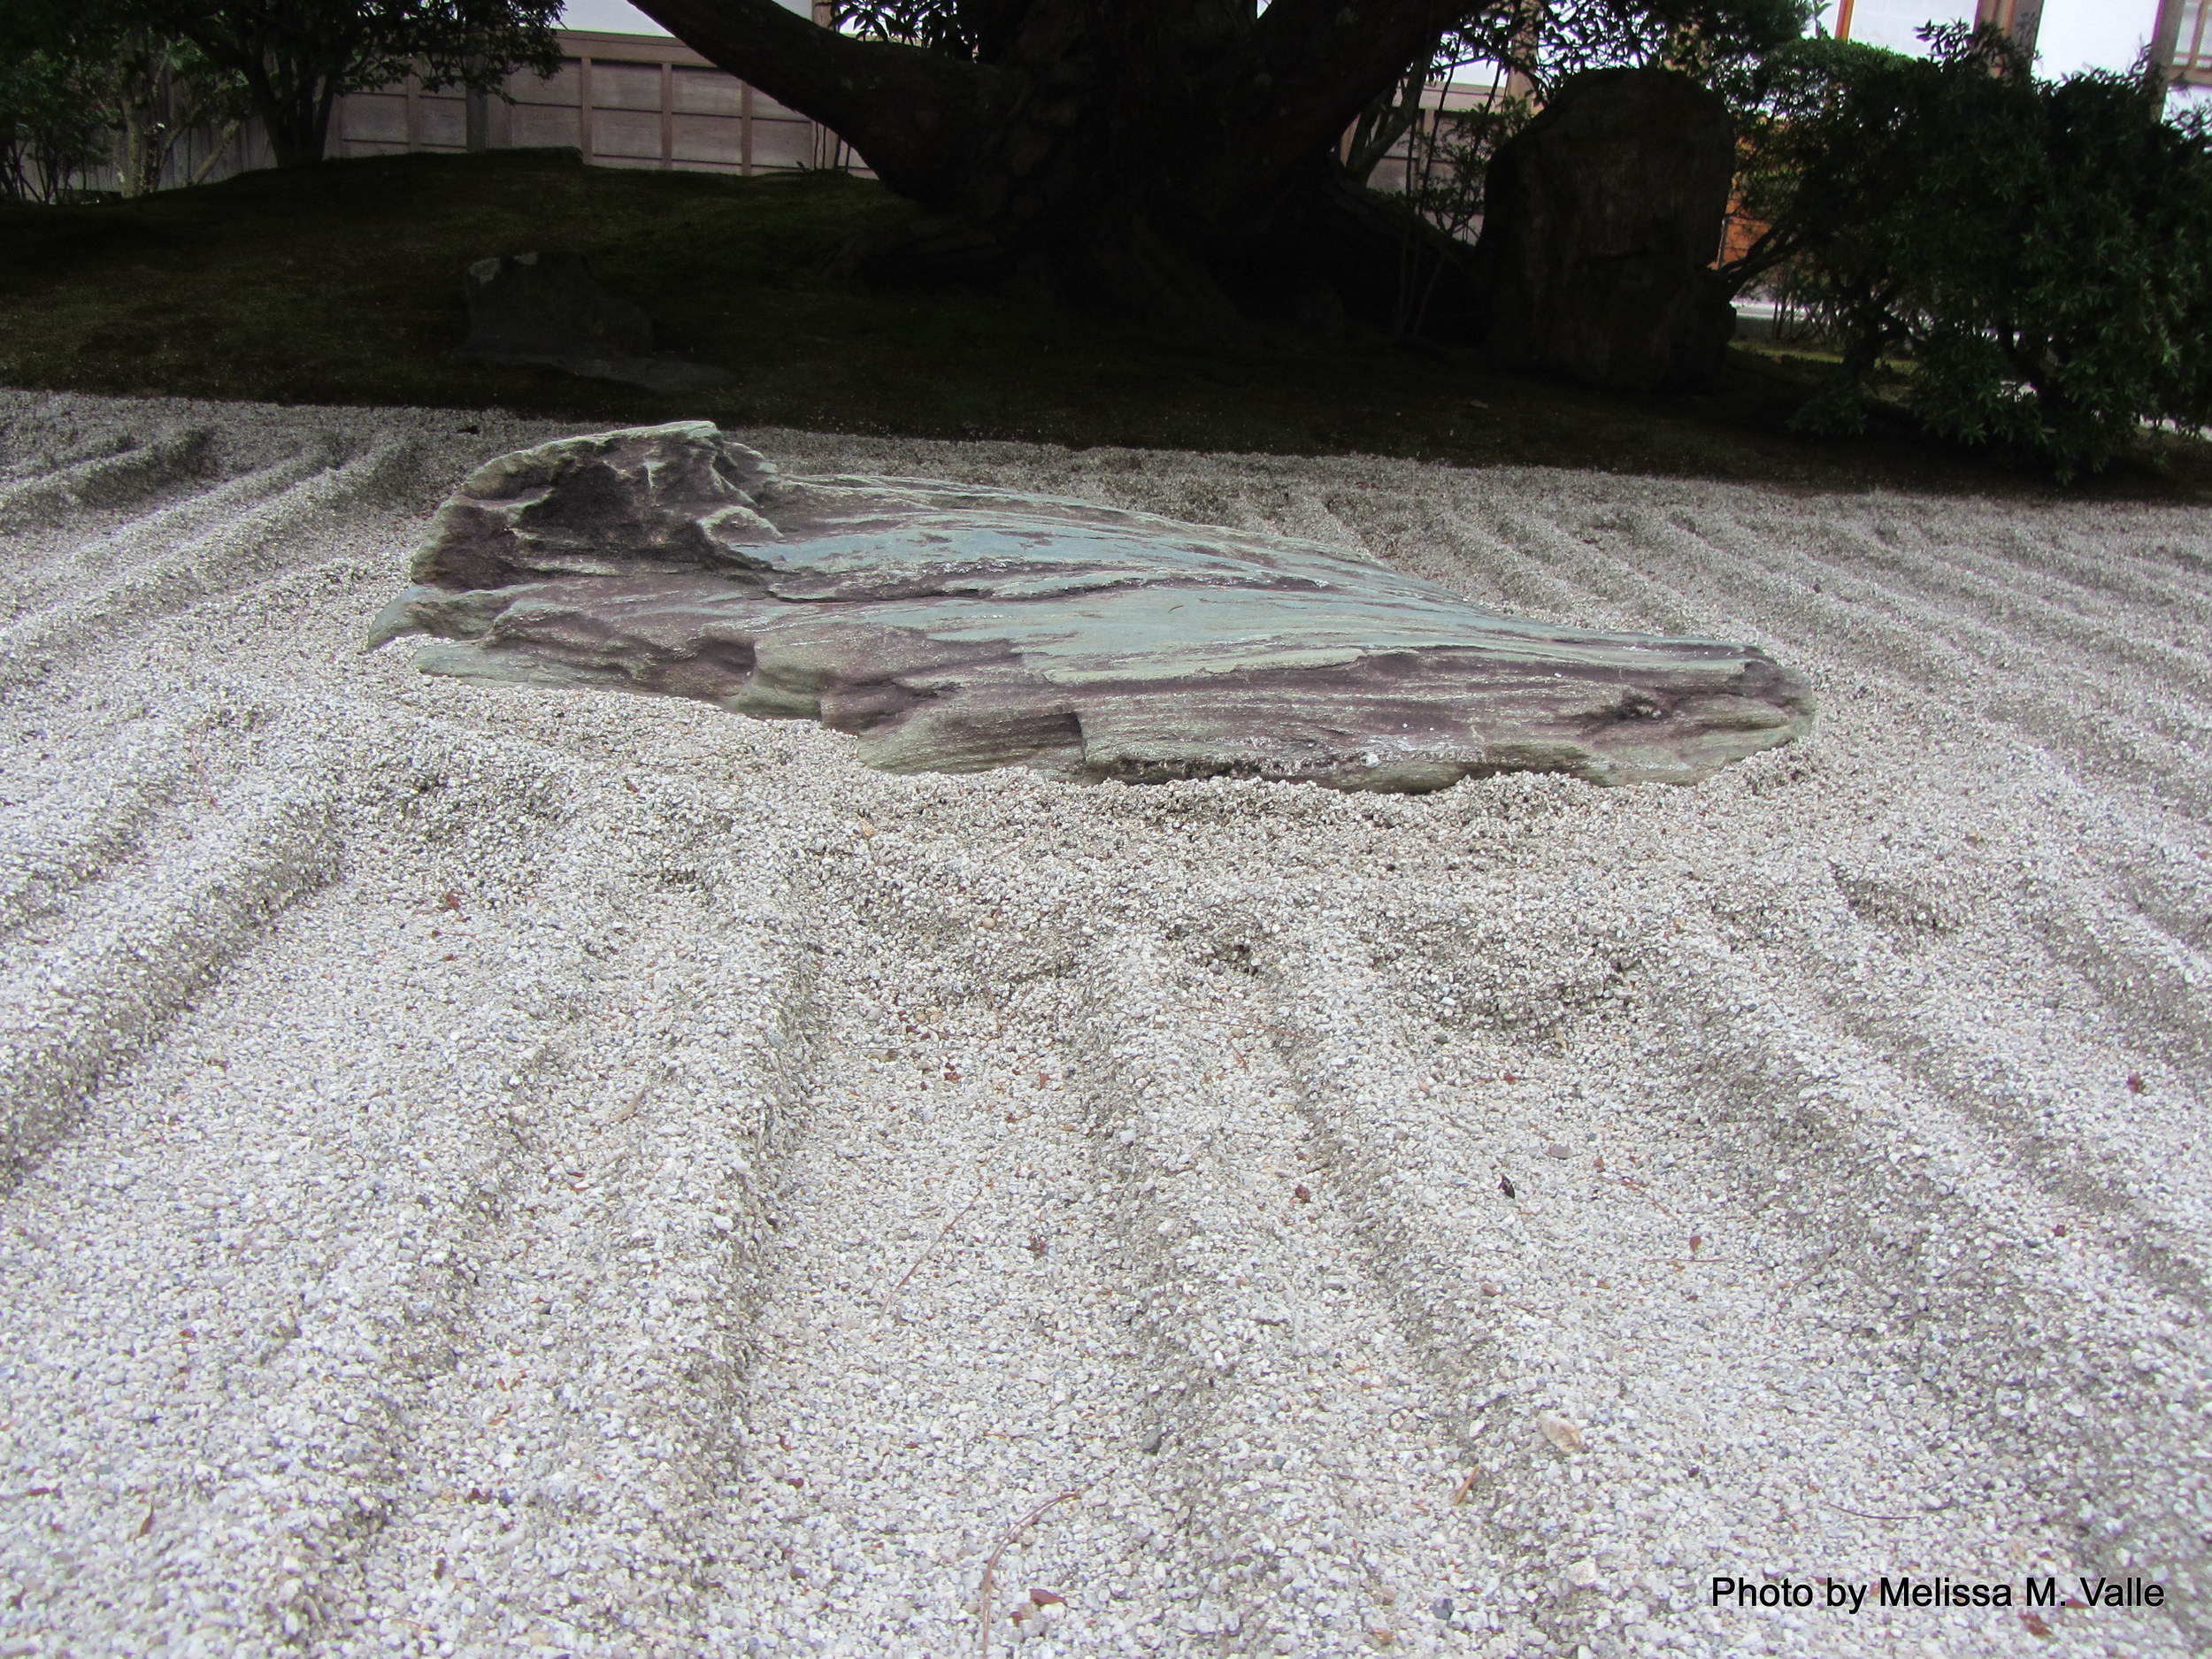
[0,389,2206,1658]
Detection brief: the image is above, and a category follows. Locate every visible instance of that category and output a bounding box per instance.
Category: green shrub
[0,54,109,203]
[1727,26,2212,479]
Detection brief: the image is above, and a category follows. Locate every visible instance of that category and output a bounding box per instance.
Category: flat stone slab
[368,421,1815,790]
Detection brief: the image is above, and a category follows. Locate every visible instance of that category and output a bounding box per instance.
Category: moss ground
[5,147,2206,498]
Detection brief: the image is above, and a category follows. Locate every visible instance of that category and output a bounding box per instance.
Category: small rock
[1538,1411,1587,1455]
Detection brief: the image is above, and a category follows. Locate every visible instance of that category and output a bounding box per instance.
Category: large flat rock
[369,421,1814,789]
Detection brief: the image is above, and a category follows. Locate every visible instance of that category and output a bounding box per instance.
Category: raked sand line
[0,388,2206,1657]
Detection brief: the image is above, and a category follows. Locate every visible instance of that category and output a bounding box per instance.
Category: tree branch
[632,0,1010,201]
[962,0,1042,62]
[1715,220,1796,296]
[986,0,1092,77]
[1343,65,1430,183]
[1203,0,1463,216]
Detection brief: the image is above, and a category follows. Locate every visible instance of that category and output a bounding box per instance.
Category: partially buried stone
[458,252,731,395]
[461,250,652,359]
[367,421,1815,791]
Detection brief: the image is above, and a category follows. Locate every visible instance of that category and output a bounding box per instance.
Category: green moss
[5,148,2206,497]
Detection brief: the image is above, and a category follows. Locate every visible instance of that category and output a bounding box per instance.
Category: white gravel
[0,388,2207,1659]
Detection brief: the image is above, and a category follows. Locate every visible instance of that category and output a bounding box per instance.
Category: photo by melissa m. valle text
[1709,1572,2170,1618]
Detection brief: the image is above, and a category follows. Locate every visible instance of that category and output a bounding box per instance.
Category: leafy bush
[150,0,565,168]
[3,1,562,178]
[1725,26,2212,479]
[0,53,111,203]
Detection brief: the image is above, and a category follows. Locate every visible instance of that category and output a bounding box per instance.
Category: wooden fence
[332,30,1482,187]
[58,26,1492,200]
[330,30,843,176]
[133,27,852,193]
[2155,0,2212,90]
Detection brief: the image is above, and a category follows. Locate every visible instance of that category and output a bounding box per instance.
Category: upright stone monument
[1477,66,1739,392]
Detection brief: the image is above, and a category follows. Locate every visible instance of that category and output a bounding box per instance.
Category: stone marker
[458,251,733,394]
[1477,66,1738,392]
[369,422,1814,791]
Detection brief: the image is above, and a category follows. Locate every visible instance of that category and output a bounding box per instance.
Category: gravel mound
[0,389,2206,1658]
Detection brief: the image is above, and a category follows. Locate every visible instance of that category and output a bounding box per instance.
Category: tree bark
[180,27,342,168]
[630,0,1484,335]
[631,0,1018,202]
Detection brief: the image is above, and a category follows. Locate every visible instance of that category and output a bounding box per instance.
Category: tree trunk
[261,73,334,168]
[630,0,1486,337]
[116,96,157,198]
[111,34,192,198]
[180,23,337,171]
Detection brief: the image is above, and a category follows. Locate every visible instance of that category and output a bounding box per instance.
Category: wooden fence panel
[321,30,864,180]
[2155,0,2212,88]
[68,20,1486,202]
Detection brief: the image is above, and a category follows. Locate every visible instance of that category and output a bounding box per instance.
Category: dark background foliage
[1726,25,2212,477]
[1,0,560,177]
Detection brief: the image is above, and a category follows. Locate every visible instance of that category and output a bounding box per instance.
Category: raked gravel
[0,388,2207,1659]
